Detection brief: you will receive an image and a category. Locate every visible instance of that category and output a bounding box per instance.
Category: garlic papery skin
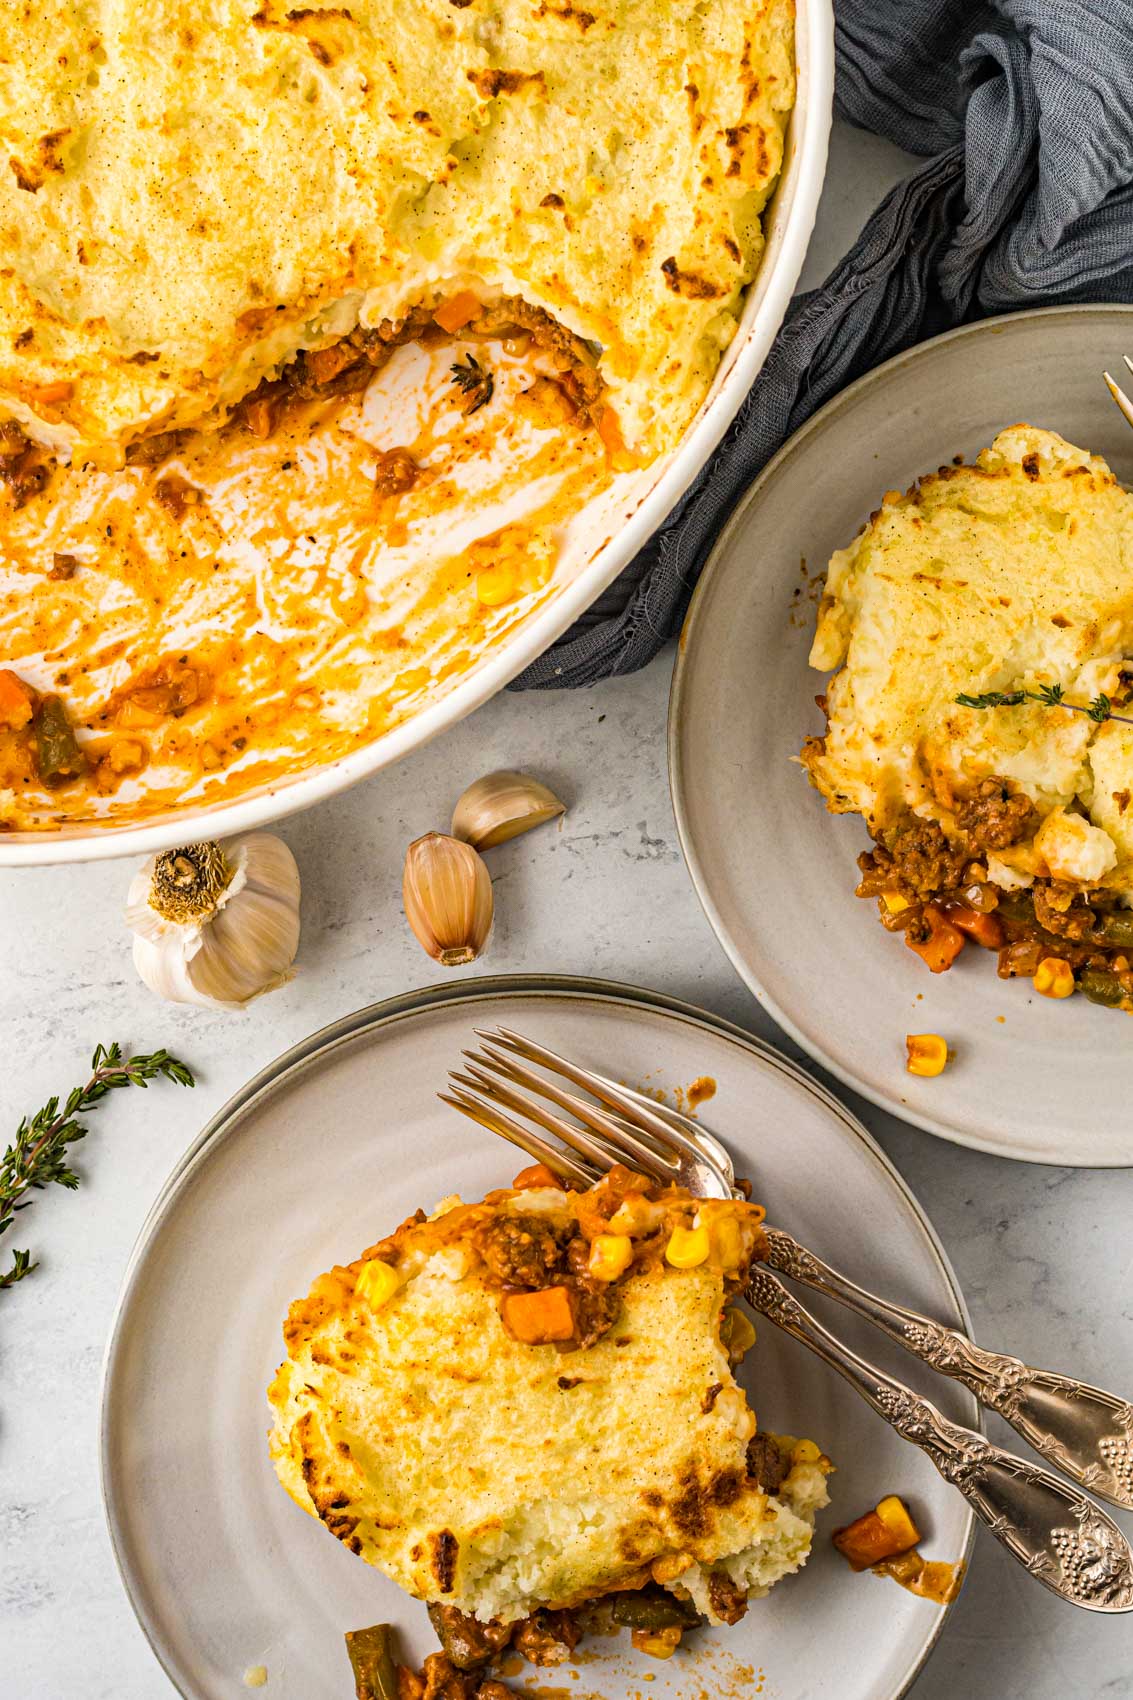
[451,770,565,851]
[126,833,301,1008]
[403,832,493,966]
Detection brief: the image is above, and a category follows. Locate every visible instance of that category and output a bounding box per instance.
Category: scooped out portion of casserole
[267,1165,831,1648]
[0,308,620,826]
[803,425,1133,1010]
[0,0,794,830]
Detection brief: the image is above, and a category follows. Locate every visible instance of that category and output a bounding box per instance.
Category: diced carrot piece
[433,290,481,334]
[598,405,636,471]
[598,406,625,453]
[501,1285,576,1344]
[905,905,966,973]
[0,667,36,730]
[833,1511,892,1570]
[943,903,1004,950]
[833,1496,921,1571]
[305,343,359,384]
[242,395,279,438]
[512,1162,561,1190]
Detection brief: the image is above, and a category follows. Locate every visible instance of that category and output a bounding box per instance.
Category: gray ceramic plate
[670,305,1133,1165]
[100,975,975,1700]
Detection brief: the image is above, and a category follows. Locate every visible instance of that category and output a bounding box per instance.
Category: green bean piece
[32,694,87,788]
[345,1623,400,1700]
[994,892,1034,924]
[610,1588,701,1631]
[1080,968,1128,1008]
[1093,912,1133,948]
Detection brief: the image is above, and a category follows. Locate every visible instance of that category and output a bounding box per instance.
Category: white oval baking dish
[1,0,833,866]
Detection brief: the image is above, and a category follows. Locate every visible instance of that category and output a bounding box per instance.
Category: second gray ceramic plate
[670,305,1133,1165]
[101,977,974,1700]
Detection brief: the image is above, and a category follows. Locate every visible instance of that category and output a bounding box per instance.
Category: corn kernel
[476,562,519,607]
[1034,957,1075,999]
[631,1627,682,1660]
[905,1033,948,1077]
[722,1305,756,1357]
[665,1223,710,1268]
[710,1214,744,1271]
[107,739,145,774]
[116,698,162,730]
[791,1438,822,1467]
[355,1259,401,1309]
[883,891,909,914]
[876,1494,921,1549]
[587,1233,634,1282]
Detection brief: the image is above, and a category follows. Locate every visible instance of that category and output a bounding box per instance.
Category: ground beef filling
[399,1651,513,1700]
[426,1607,514,1671]
[954,776,1039,851]
[4,293,605,517]
[224,293,604,447]
[511,1611,582,1667]
[477,1213,571,1288]
[475,1208,624,1353]
[856,778,1133,1004]
[428,1590,709,1674]
[705,1571,748,1626]
[0,420,49,506]
[745,1431,786,1495]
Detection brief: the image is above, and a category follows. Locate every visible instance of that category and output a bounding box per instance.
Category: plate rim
[668,301,1133,1167]
[100,972,977,1700]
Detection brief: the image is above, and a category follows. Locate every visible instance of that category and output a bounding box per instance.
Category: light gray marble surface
[3,120,1132,1700]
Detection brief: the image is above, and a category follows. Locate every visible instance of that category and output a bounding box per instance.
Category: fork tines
[1103,352,1133,429]
[437,1082,596,1187]
[441,1026,693,1191]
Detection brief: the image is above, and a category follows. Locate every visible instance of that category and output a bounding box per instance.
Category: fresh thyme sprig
[449,353,494,415]
[0,1042,194,1292]
[956,684,1133,728]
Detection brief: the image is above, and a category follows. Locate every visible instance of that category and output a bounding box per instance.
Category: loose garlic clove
[126,833,300,1008]
[403,831,493,966]
[451,769,565,851]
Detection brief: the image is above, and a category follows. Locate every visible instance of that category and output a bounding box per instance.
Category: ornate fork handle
[746,1268,1133,1612]
[762,1226,1133,1512]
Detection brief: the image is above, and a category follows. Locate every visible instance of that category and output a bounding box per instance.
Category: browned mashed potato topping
[0,0,795,833]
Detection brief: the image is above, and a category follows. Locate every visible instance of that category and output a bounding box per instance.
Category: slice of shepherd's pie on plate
[804,424,1133,1011]
[268,1165,831,1676]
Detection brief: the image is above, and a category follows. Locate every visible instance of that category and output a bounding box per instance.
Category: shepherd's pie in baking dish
[0,0,794,833]
[268,1166,830,1644]
[804,424,1133,1009]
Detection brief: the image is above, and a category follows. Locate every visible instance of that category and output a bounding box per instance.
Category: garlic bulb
[403,832,493,966]
[126,834,300,1007]
[451,769,565,850]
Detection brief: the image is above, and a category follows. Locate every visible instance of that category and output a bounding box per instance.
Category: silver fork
[441,1026,1133,1613]
[1104,354,1133,429]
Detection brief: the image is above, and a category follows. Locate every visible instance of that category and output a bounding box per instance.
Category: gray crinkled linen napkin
[511,0,1133,691]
